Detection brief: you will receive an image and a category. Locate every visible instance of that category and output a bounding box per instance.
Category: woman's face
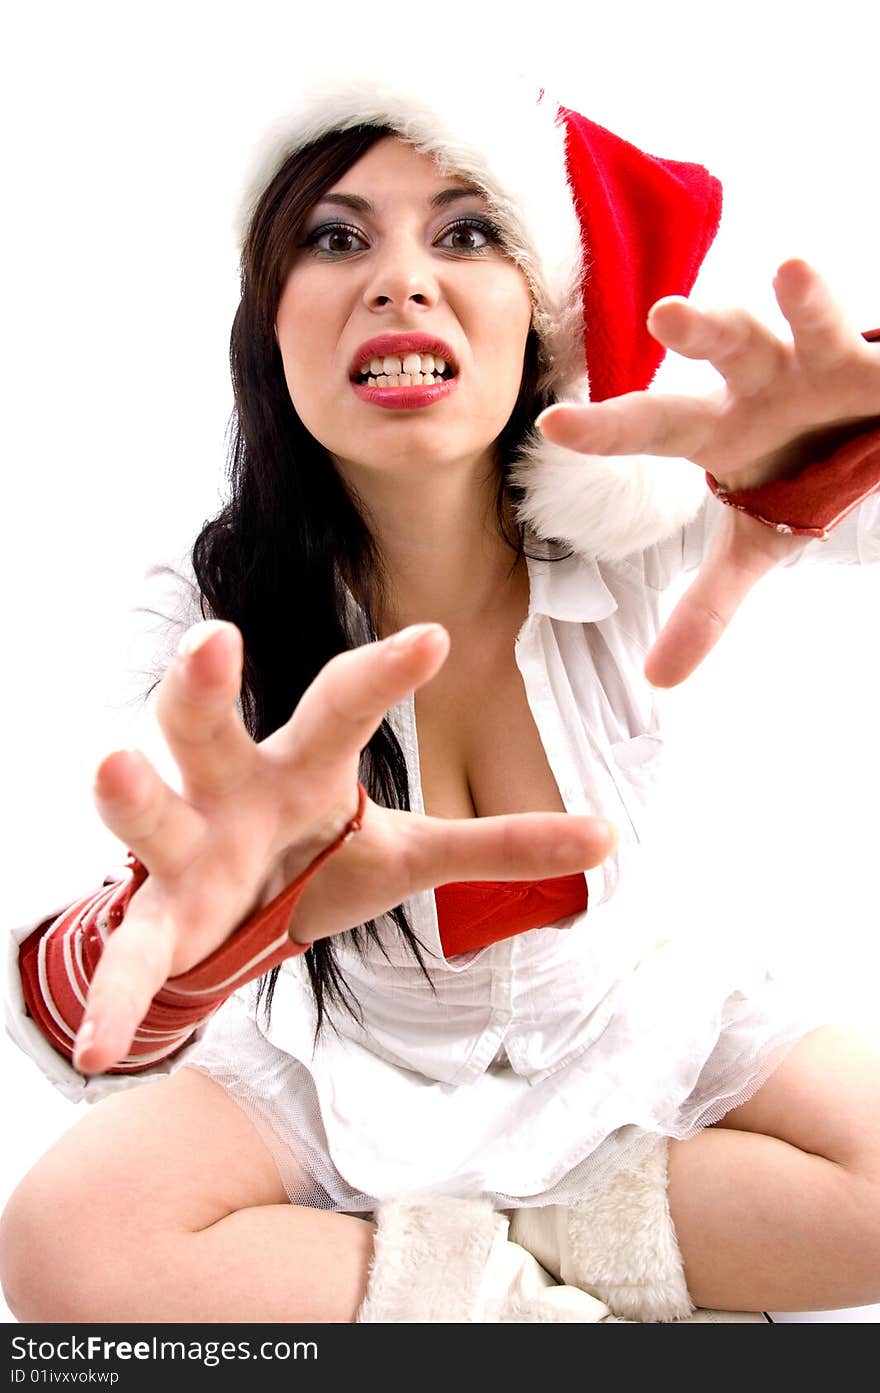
[274,135,533,484]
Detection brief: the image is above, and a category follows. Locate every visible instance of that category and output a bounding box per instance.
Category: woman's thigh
[0,1065,290,1315]
[710,1024,880,1173]
[0,1064,375,1326]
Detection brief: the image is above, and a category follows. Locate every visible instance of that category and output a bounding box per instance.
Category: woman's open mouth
[351,351,459,411]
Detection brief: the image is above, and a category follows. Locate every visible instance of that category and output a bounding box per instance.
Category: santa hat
[235,69,722,561]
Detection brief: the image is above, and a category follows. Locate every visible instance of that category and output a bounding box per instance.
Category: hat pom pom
[511,431,708,562]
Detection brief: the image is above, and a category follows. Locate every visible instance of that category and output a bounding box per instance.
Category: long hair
[190,124,557,1041]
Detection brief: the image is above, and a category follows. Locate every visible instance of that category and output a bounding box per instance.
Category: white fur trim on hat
[511,429,709,562]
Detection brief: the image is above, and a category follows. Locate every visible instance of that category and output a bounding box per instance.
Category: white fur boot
[508,1135,768,1323]
[357,1194,630,1323]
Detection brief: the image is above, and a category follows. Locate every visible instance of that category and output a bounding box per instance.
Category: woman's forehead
[319,134,489,209]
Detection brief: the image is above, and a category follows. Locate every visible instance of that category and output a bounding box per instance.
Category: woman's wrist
[705,424,880,538]
[706,328,880,533]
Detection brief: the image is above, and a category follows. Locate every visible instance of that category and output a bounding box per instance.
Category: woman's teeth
[365,372,445,386]
[358,351,451,387]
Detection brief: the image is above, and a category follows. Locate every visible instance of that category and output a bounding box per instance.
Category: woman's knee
[0,1144,108,1320]
[0,1066,289,1321]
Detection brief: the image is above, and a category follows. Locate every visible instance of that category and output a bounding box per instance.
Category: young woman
[3,70,880,1324]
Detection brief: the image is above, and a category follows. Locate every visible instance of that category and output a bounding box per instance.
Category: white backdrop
[2,0,878,1324]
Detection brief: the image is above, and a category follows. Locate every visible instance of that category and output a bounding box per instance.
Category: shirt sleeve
[6,785,367,1105]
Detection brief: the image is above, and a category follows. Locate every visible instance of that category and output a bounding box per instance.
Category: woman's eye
[437,218,501,254]
[305,223,368,255]
[303,215,502,258]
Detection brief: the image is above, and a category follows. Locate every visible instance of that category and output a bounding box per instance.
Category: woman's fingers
[539,264,877,490]
[155,621,256,802]
[537,393,715,460]
[642,573,741,689]
[773,258,857,372]
[93,748,205,878]
[271,623,451,776]
[405,808,619,892]
[73,881,177,1075]
[647,297,787,396]
[644,509,804,687]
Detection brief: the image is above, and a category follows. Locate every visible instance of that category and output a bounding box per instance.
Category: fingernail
[93,748,145,797]
[389,623,444,651]
[73,1019,95,1070]
[177,620,229,657]
[601,820,620,848]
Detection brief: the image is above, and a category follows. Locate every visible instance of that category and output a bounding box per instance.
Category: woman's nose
[362,241,441,311]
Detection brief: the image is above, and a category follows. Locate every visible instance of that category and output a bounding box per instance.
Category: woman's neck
[340,457,526,639]
[379,521,524,639]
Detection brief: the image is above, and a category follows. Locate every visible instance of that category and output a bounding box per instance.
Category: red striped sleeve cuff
[19,782,368,1075]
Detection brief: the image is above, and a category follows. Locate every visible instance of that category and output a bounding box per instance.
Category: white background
[2,0,878,1323]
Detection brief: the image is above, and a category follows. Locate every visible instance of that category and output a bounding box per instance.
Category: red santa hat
[235,69,722,561]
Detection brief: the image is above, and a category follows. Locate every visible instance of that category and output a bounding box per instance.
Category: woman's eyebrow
[315,184,486,214]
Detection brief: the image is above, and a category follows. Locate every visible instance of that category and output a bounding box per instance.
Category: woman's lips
[351,377,459,411]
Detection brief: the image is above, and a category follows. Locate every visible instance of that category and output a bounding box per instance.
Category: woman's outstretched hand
[537,259,880,687]
[76,620,618,1074]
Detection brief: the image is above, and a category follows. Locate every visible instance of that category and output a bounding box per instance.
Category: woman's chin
[330,436,494,483]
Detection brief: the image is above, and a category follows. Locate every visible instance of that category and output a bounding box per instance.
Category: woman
[3,70,880,1324]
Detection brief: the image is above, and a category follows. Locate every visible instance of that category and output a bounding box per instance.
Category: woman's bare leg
[0,1066,375,1323]
[667,1026,880,1312]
